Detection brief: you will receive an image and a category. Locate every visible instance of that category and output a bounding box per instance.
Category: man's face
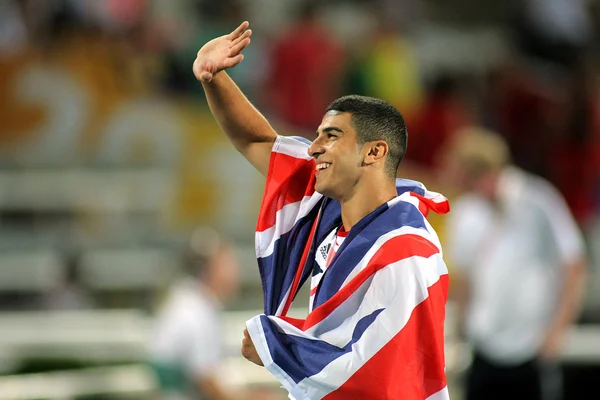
[308,111,364,201]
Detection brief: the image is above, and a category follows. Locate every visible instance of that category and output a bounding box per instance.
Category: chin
[315,181,326,195]
[315,181,329,195]
[315,184,339,200]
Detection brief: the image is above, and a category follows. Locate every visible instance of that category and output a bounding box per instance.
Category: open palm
[193,21,252,83]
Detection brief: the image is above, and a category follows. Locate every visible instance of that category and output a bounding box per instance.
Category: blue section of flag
[258,202,321,315]
[261,308,385,383]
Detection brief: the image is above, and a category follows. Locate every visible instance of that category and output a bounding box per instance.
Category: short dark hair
[326,95,407,178]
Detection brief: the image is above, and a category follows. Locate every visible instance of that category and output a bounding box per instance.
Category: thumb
[199,71,213,83]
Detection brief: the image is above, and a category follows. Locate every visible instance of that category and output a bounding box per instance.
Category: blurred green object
[148,360,189,394]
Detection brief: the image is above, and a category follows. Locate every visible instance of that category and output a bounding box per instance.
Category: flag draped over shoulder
[247,136,451,400]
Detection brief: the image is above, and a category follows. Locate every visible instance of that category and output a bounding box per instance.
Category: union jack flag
[246,136,451,399]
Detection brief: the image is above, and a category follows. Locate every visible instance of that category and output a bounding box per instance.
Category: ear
[363,141,389,166]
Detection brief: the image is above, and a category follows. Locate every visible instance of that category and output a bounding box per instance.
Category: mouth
[315,162,332,176]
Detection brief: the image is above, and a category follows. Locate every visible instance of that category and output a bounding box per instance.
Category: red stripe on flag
[409,191,450,215]
[257,152,316,232]
[279,315,305,330]
[323,274,449,400]
[303,234,440,330]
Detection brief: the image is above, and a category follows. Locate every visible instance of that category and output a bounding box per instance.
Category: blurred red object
[107,0,146,27]
[266,4,345,131]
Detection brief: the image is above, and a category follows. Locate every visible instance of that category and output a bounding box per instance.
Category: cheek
[337,154,361,177]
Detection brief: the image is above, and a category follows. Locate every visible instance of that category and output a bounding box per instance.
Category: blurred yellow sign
[0,39,264,233]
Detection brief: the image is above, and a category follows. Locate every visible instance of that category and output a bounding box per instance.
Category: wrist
[201,70,226,86]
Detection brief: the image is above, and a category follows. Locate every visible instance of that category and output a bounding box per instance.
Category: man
[149,228,240,400]
[444,127,587,400]
[193,22,450,400]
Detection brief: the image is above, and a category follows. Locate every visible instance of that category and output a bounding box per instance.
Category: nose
[308,137,325,159]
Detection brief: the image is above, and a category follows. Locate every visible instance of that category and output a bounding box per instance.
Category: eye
[327,133,337,139]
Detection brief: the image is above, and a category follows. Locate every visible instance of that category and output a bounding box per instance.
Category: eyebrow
[316,126,344,136]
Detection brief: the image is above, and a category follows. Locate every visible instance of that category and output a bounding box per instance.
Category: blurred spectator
[347,12,424,126]
[149,227,240,400]
[265,1,345,132]
[444,127,587,400]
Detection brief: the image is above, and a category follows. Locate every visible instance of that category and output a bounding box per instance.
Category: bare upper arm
[239,138,277,177]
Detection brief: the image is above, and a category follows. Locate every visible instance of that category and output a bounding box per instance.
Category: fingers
[231,29,252,47]
[228,21,250,40]
[223,54,245,69]
[241,330,264,366]
[241,342,250,359]
[229,38,251,57]
[241,330,252,359]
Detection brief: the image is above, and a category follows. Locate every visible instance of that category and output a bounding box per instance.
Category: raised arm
[193,21,277,176]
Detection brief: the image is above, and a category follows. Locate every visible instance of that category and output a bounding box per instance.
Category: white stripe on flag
[255,193,322,258]
[274,136,313,160]
[426,386,450,400]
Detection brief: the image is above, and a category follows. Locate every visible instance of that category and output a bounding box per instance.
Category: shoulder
[507,168,569,216]
[389,197,430,231]
[383,199,442,251]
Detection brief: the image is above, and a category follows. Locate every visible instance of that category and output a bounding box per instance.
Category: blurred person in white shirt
[149,227,240,400]
[444,127,587,400]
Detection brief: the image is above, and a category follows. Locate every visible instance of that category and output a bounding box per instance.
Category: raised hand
[193,21,252,83]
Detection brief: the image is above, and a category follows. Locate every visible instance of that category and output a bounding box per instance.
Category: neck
[339,176,397,231]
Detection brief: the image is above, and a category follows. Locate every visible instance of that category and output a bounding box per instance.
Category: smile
[316,163,331,172]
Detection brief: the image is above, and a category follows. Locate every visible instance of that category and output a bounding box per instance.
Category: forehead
[318,111,355,133]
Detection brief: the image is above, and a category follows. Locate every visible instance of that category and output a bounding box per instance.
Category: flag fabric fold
[248,136,450,400]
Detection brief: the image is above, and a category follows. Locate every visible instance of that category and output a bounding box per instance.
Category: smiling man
[193,21,451,400]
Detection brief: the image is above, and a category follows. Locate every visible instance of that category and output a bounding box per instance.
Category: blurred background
[0,0,599,399]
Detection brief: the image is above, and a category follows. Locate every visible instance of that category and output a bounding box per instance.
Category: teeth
[316,163,331,171]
